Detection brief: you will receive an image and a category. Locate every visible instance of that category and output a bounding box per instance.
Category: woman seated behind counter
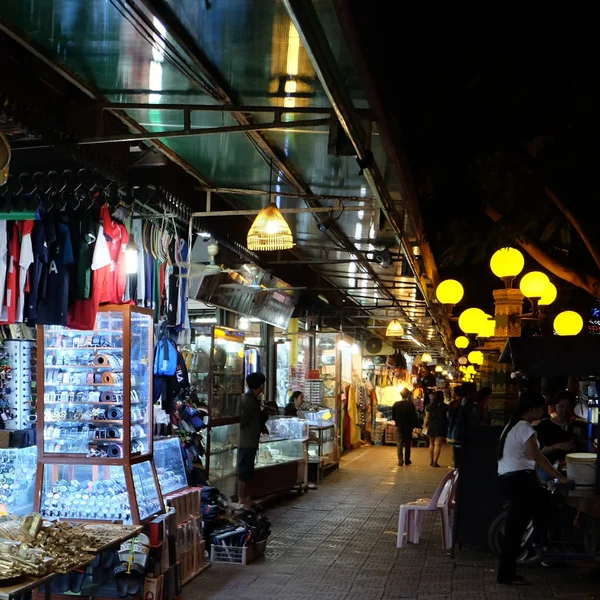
[284,391,304,418]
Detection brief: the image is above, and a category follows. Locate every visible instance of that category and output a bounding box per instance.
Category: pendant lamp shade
[247,202,294,251]
[386,319,404,337]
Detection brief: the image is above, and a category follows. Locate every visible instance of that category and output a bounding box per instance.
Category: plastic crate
[210,539,267,565]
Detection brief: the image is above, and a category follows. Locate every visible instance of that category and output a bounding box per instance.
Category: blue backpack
[154,322,178,376]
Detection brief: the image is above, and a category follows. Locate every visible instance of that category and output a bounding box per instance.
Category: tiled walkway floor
[188,445,600,600]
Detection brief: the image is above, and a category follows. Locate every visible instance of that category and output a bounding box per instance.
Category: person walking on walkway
[424,390,448,467]
[392,387,418,466]
[238,372,266,506]
[496,391,570,586]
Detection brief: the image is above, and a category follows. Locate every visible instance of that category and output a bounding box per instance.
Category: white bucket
[566,453,597,487]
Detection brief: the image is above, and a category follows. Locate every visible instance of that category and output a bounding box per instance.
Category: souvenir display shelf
[0,446,38,515]
[249,416,309,498]
[35,305,164,524]
[189,324,244,496]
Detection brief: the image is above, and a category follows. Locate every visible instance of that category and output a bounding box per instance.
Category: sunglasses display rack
[35,305,166,524]
[0,446,37,515]
[2,339,37,431]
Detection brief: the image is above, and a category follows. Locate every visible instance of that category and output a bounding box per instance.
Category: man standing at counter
[238,372,267,507]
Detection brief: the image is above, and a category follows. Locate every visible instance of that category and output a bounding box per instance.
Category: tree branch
[545,187,600,270]
[484,204,600,298]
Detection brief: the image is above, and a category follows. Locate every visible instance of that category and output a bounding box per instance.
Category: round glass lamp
[458,308,486,335]
[477,315,496,338]
[455,335,469,349]
[490,247,525,281]
[386,319,404,337]
[519,271,550,299]
[467,350,484,365]
[421,352,432,363]
[553,311,583,336]
[436,279,464,306]
[458,356,468,365]
[539,282,557,306]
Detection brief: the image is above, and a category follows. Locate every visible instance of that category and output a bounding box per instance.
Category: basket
[210,539,267,565]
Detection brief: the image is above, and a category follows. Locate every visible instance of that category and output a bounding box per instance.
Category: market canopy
[0,0,452,357]
[499,336,600,377]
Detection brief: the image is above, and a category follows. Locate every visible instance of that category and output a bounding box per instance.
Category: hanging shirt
[98,205,128,304]
[68,222,110,330]
[16,220,34,323]
[0,222,8,315]
[74,210,98,301]
[0,224,20,324]
[37,223,74,326]
[133,219,145,306]
[25,220,48,325]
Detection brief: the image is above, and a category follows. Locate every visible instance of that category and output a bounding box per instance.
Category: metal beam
[101,102,350,116]
[195,187,376,203]
[191,205,366,218]
[78,118,330,144]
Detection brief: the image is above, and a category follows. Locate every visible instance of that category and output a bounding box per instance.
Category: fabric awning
[498,336,600,377]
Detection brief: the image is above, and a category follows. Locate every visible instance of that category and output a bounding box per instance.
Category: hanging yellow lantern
[436,279,464,306]
[467,350,484,365]
[458,308,486,335]
[477,315,496,338]
[385,319,404,337]
[435,365,443,373]
[490,247,525,279]
[442,369,448,376]
[519,271,550,299]
[539,282,557,306]
[421,352,432,363]
[455,335,469,349]
[247,202,294,251]
[466,365,477,375]
[553,311,584,336]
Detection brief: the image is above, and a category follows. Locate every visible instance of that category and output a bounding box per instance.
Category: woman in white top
[496,392,570,586]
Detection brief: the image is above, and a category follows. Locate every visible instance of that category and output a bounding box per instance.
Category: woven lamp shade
[247,202,294,251]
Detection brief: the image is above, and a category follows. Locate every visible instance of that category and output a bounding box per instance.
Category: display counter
[304,409,338,480]
[249,417,308,498]
[154,437,188,496]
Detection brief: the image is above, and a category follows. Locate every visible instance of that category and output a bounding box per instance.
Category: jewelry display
[153,437,188,496]
[0,447,37,515]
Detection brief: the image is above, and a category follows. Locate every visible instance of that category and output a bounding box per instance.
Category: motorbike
[488,479,600,566]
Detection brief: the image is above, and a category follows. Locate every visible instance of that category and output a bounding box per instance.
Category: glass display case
[0,447,37,515]
[154,437,188,496]
[35,305,163,523]
[315,333,340,411]
[40,308,153,458]
[208,423,239,497]
[187,325,244,497]
[275,341,291,409]
[190,326,245,421]
[249,417,309,498]
[39,462,160,523]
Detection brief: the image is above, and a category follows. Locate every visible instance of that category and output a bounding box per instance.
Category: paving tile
[186,446,596,600]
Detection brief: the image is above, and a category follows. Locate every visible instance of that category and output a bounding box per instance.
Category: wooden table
[0,525,142,600]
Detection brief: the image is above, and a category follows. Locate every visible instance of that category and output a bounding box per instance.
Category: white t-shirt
[498,420,538,475]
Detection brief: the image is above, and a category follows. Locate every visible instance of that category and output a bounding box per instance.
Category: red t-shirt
[0,224,20,324]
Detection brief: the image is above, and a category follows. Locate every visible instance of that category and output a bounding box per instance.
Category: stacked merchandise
[144,487,205,599]
[304,379,324,411]
[201,487,271,565]
[289,364,306,392]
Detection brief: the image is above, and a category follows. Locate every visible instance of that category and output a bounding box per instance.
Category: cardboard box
[148,540,168,577]
[144,575,164,600]
[145,513,169,547]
